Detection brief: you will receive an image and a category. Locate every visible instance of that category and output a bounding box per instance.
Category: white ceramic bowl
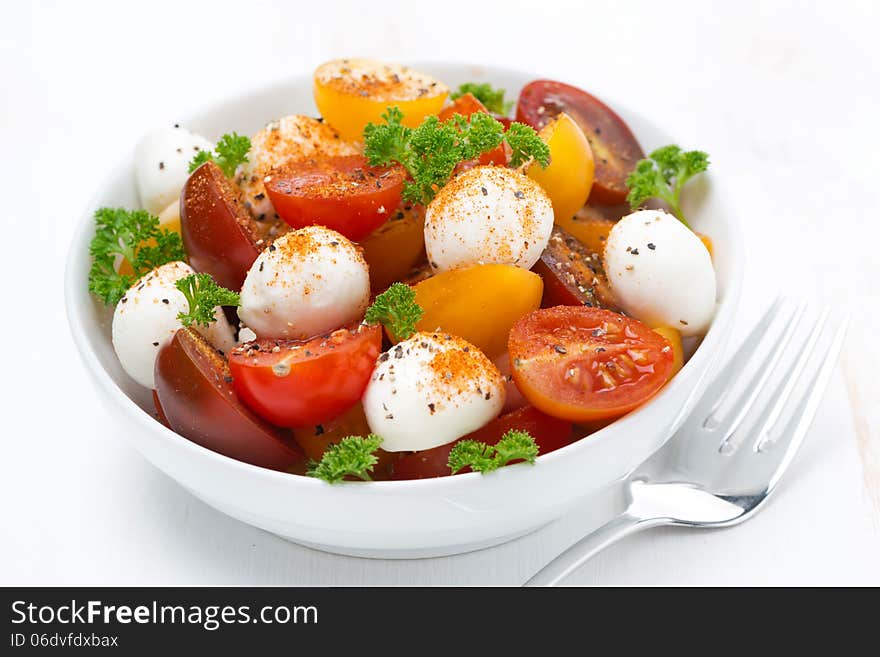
[65,63,743,558]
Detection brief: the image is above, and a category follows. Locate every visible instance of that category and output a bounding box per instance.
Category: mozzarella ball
[238,226,370,339]
[112,262,236,388]
[236,115,361,220]
[135,125,213,214]
[425,166,554,273]
[363,333,505,452]
[604,210,716,337]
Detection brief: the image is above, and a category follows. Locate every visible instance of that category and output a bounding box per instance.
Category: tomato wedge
[154,328,304,471]
[264,155,406,241]
[391,405,573,480]
[516,80,644,205]
[509,306,674,422]
[228,323,382,428]
[180,160,262,291]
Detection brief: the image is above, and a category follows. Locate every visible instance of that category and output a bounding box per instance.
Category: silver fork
[525,300,849,586]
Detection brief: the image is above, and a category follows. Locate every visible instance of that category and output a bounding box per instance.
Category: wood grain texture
[1,0,878,585]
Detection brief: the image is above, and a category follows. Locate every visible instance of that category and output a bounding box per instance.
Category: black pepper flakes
[514,190,525,199]
[158,162,165,170]
[315,424,325,436]
[554,344,567,354]
[647,243,656,250]
[161,298,169,304]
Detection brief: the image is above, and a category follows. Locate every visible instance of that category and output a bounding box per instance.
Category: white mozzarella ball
[236,115,361,220]
[363,333,505,452]
[238,226,370,339]
[604,210,716,336]
[135,125,213,214]
[112,262,236,388]
[424,166,554,273]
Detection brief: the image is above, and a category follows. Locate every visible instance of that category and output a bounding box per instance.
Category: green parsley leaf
[625,144,710,229]
[447,430,540,474]
[505,122,551,169]
[363,107,549,205]
[307,434,384,483]
[451,82,513,115]
[364,282,423,340]
[174,273,240,328]
[87,207,186,305]
[188,132,251,178]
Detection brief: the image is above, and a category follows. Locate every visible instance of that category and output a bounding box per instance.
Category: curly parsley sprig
[364,282,423,340]
[188,132,251,177]
[451,82,513,115]
[88,207,186,305]
[307,435,384,483]
[364,107,549,205]
[448,430,540,474]
[174,273,240,328]
[626,145,710,229]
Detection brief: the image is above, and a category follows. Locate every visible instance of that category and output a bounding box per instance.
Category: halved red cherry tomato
[516,80,644,205]
[264,155,406,241]
[154,328,304,471]
[509,306,674,422]
[391,406,573,480]
[228,323,382,428]
[439,93,510,168]
[180,161,262,291]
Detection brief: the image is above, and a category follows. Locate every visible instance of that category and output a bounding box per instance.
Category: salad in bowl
[68,59,737,557]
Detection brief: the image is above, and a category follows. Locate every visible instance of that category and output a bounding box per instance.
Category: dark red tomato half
[391,406,573,480]
[264,155,406,241]
[228,323,382,428]
[439,93,510,169]
[180,161,262,291]
[516,80,644,205]
[154,328,304,471]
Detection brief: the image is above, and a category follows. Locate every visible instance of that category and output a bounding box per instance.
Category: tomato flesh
[229,323,382,428]
[391,406,573,480]
[532,226,616,310]
[516,80,644,205]
[154,328,303,471]
[509,306,674,422]
[180,161,262,291]
[264,155,406,241]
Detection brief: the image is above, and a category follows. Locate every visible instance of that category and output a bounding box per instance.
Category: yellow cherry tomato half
[653,326,684,377]
[402,264,544,358]
[116,199,182,277]
[313,59,448,142]
[527,112,595,224]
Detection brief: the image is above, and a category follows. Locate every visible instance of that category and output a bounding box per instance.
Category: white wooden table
[2,0,878,585]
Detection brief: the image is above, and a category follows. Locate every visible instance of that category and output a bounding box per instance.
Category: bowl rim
[64,61,744,491]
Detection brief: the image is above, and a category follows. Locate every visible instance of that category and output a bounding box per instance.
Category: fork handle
[523,513,663,586]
